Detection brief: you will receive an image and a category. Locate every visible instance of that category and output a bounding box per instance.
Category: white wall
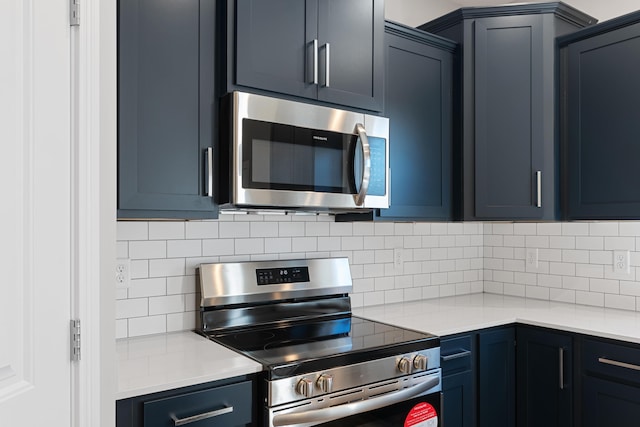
[385,0,640,26]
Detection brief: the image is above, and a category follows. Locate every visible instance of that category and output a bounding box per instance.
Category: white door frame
[71,0,116,425]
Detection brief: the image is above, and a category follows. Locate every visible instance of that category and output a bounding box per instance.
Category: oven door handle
[272,375,439,427]
[353,123,371,207]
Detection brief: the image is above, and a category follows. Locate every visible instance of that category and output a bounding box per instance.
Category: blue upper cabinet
[559,11,640,220]
[420,3,596,220]
[228,0,384,112]
[118,0,218,219]
[377,22,456,221]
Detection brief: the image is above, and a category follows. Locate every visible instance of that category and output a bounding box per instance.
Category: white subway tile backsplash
[167,276,196,295]
[149,258,186,278]
[590,222,619,236]
[128,278,166,298]
[330,222,353,236]
[117,221,148,241]
[130,241,166,260]
[576,291,605,307]
[185,221,218,239]
[251,222,279,238]
[117,217,640,339]
[116,298,148,319]
[235,238,265,255]
[167,240,201,258]
[265,237,293,254]
[149,222,184,240]
[219,222,250,238]
[149,295,185,315]
[605,294,635,310]
[128,315,166,337]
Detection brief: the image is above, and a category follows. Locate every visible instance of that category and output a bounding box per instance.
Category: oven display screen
[256,267,310,285]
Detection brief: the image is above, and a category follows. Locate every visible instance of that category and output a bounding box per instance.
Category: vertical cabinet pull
[536,170,542,208]
[205,147,213,198]
[559,347,565,390]
[312,39,318,85]
[324,43,331,87]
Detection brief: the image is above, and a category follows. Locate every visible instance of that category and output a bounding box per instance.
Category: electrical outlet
[526,248,539,269]
[613,250,630,274]
[394,248,404,270]
[116,258,131,288]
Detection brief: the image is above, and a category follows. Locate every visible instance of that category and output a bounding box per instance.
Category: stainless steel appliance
[197,258,441,427]
[218,92,390,213]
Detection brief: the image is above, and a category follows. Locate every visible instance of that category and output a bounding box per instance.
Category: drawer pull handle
[598,357,640,371]
[171,406,233,426]
[442,350,471,361]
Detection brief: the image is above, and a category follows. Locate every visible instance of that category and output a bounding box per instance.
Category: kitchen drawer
[582,338,640,385]
[143,380,253,427]
[441,334,473,376]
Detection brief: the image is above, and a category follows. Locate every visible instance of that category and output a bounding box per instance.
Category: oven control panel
[256,266,310,285]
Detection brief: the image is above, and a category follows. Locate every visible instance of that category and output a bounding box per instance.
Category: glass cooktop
[206,315,439,380]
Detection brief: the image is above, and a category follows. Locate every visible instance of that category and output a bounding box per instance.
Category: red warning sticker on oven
[404,402,438,427]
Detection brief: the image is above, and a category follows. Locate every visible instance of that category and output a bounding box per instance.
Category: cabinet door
[118,0,217,218]
[235,0,318,100]
[442,334,475,427]
[564,21,640,219]
[443,371,474,427]
[377,28,453,220]
[583,376,640,427]
[317,0,383,111]
[474,16,544,219]
[516,327,572,427]
[478,328,515,427]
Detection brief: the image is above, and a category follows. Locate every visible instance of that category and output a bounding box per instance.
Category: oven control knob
[413,354,428,371]
[316,374,334,393]
[296,378,314,398]
[398,357,413,374]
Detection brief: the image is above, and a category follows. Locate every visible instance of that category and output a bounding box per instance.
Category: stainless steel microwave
[219,92,389,213]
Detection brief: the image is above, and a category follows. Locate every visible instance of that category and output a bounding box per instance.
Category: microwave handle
[354,123,371,206]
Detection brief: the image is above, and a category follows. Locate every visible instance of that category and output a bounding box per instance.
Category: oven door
[269,370,441,427]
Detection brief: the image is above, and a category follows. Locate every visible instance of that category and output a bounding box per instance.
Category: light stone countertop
[116,331,262,400]
[353,293,640,343]
[117,294,640,400]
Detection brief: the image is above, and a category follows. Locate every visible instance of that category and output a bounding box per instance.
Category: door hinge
[71,319,81,362]
[70,0,80,26]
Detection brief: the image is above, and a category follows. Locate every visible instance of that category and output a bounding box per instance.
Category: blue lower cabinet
[117,376,256,427]
[582,376,640,427]
[516,326,573,427]
[581,337,640,427]
[478,328,515,427]
[441,334,475,427]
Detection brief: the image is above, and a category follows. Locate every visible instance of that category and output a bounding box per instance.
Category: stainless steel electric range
[197,257,441,427]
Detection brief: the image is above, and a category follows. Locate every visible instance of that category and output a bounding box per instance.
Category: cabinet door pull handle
[324,43,330,87]
[536,170,542,208]
[559,347,565,390]
[171,406,233,426]
[205,147,213,198]
[313,39,318,85]
[598,357,640,371]
[441,350,472,361]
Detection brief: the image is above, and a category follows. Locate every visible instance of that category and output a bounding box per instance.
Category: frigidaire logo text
[312,136,328,141]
